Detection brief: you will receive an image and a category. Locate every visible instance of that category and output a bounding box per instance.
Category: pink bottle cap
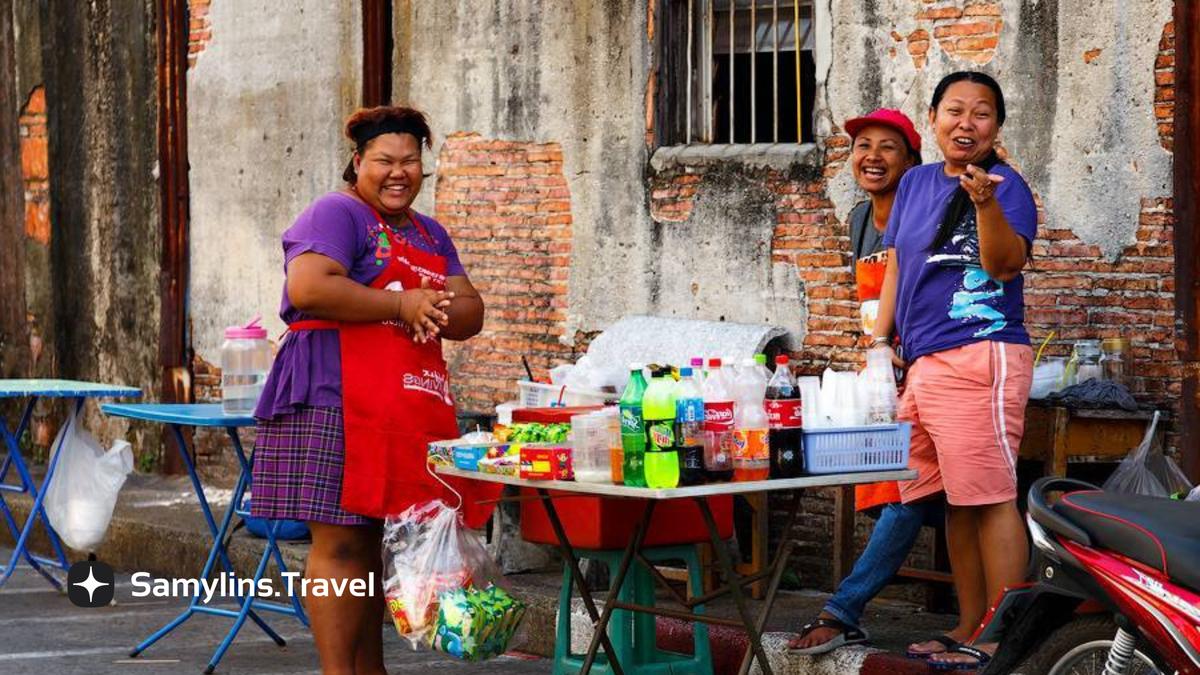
[225,315,268,340]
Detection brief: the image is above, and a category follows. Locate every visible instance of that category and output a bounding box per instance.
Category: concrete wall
[187,1,362,362]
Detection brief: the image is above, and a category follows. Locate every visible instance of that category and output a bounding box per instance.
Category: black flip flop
[906,634,959,659]
[787,617,869,655]
[929,644,993,671]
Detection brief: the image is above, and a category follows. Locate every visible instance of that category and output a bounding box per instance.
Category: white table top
[436,465,918,500]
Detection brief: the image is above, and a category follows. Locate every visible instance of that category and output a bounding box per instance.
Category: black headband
[351,118,427,149]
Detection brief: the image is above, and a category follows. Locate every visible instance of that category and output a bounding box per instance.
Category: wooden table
[1018,402,1163,476]
[440,466,916,675]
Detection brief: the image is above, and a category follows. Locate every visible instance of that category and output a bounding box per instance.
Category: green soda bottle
[620,364,649,487]
[642,367,680,489]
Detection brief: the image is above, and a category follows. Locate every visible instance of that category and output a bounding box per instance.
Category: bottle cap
[225,316,267,340]
[629,362,644,371]
[775,355,789,365]
[754,354,767,365]
[680,367,693,377]
[708,358,722,367]
[690,357,704,367]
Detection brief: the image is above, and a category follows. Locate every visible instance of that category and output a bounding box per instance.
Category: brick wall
[1156,20,1174,150]
[188,0,212,69]
[435,133,577,413]
[19,86,49,246]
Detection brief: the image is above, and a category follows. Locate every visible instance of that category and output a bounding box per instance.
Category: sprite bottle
[643,366,680,489]
[620,364,649,487]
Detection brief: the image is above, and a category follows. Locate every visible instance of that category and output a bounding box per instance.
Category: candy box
[452,442,508,471]
[431,585,526,661]
[519,443,573,481]
[427,440,456,468]
[477,453,519,476]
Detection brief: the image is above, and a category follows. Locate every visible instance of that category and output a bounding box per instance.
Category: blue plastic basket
[802,422,911,474]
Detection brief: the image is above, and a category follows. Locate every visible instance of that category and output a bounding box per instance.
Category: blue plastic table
[100,403,308,674]
[0,379,141,590]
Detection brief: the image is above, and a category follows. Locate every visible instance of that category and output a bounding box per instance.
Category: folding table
[0,379,141,590]
[100,403,308,674]
[438,465,917,675]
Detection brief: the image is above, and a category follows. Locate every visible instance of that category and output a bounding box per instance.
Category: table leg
[732,489,803,675]
[696,495,775,675]
[579,499,656,675]
[168,423,235,575]
[537,488,630,675]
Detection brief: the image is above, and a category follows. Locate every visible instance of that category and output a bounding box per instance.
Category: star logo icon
[67,560,115,608]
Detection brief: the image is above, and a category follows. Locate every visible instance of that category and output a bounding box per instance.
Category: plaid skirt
[251,406,374,526]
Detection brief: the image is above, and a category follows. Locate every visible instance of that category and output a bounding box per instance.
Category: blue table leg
[169,424,235,575]
[0,397,75,590]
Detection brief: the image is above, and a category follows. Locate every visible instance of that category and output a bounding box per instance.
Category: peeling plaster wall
[188,2,361,358]
[823,0,1173,259]
[397,0,653,342]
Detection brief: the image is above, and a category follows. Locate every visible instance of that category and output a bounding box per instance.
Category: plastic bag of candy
[382,499,501,648]
[431,585,526,660]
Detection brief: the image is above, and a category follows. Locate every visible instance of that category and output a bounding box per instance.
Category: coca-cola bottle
[765,355,804,478]
[702,358,735,482]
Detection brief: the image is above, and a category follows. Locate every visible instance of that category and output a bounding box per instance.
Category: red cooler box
[520,490,734,549]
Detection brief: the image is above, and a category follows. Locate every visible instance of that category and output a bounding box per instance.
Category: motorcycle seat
[1054,490,1200,592]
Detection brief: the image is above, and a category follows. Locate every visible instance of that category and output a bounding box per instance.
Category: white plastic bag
[1102,411,1190,498]
[42,407,134,551]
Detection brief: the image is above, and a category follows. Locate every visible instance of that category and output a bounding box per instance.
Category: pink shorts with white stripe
[898,340,1034,507]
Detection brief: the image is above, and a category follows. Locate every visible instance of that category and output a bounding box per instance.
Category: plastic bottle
[674,367,706,486]
[620,364,648,487]
[702,358,735,482]
[642,367,680,489]
[605,407,624,484]
[753,353,773,384]
[732,362,770,481]
[765,355,804,478]
[221,318,271,415]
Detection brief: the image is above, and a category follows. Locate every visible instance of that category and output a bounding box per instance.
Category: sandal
[929,644,992,671]
[905,634,959,659]
[787,617,869,655]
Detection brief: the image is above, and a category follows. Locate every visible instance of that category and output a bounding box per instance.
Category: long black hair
[929,71,1006,252]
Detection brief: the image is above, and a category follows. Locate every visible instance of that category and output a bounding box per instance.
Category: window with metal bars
[657,0,816,146]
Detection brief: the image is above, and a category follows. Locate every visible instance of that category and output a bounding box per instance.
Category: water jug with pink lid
[221,316,271,415]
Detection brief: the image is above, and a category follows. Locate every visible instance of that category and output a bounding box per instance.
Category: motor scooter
[979,476,1200,675]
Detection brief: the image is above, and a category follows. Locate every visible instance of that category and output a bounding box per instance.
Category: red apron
[854,250,902,512]
[290,206,498,528]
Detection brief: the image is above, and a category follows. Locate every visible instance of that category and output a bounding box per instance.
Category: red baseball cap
[844,108,922,154]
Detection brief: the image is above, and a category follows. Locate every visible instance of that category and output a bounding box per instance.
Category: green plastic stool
[553,544,713,675]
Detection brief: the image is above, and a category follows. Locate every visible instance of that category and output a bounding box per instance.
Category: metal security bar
[682,0,812,145]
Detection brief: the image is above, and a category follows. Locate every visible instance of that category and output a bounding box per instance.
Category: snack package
[431,585,527,661]
[382,500,501,647]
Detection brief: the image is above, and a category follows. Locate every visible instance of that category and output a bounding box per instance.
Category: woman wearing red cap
[790,108,954,655]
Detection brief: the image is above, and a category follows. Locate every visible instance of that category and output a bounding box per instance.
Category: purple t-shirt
[255,191,466,419]
[882,162,1037,363]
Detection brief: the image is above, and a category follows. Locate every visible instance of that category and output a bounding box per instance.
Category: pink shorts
[898,340,1033,506]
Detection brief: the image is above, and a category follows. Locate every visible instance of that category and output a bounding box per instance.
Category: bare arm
[439,275,485,341]
[286,252,451,337]
[872,248,906,368]
[962,165,1027,282]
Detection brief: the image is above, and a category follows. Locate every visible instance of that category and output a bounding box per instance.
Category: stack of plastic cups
[571,411,611,483]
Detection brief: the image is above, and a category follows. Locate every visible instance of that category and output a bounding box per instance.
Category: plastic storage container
[517,380,613,408]
[802,422,911,474]
[520,493,734,549]
[1100,338,1128,386]
[221,318,271,415]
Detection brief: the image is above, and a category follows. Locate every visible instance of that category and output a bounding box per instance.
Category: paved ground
[0,550,548,675]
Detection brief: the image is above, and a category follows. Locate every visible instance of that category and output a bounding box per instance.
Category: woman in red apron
[251,106,498,673]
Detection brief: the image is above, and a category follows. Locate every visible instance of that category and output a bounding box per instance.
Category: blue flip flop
[928,644,992,671]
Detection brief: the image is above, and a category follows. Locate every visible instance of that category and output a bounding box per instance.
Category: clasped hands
[396,277,453,343]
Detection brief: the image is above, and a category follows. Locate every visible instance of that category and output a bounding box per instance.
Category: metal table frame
[101,403,308,674]
[0,379,141,590]
[437,466,917,675]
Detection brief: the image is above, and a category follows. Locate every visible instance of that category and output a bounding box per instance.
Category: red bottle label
[704,401,735,432]
[765,399,803,429]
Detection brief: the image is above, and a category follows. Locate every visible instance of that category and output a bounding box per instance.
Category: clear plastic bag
[42,406,134,551]
[1102,412,1191,497]
[382,499,517,655]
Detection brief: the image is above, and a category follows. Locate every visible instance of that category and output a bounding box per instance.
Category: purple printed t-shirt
[882,162,1037,363]
[254,191,466,420]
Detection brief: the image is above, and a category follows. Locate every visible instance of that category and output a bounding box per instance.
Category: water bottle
[221,317,271,415]
[675,367,706,486]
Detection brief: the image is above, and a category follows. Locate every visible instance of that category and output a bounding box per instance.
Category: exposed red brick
[19,86,50,245]
[187,0,213,69]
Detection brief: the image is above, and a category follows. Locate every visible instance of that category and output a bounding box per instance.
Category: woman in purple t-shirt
[874,72,1036,670]
[250,106,489,673]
